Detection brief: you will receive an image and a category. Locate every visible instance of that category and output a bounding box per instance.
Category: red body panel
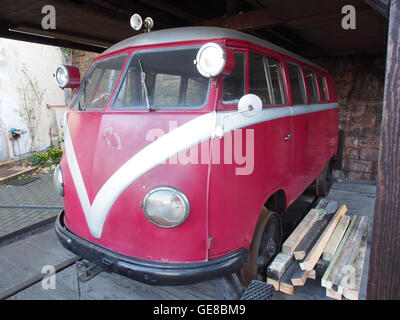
[60,35,339,264]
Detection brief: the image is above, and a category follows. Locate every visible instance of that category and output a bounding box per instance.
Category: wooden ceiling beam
[135,0,200,23]
[363,0,389,19]
[0,24,104,53]
[201,9,285,31]
[226,0,242,16]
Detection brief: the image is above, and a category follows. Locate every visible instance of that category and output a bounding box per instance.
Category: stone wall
[314,55,385,180]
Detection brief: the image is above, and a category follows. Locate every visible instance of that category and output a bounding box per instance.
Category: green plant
[60,47,72,63]
[26,147,63,166]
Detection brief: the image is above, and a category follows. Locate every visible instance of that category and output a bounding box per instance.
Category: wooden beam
[333,216,369,292]
[363,0,389,19]
[136,0,200,23]
[300,205,347,271]
[0,25,104,53]
[291,266,311,286]
[322,216,360,288]
[266,253,293,280]
[279,263,296,295]
[326,287,342,300]
[322,215,351,262]
[367,0,400,300]
[342,231,369,300]
[12,24,113,48]
[281,208,321,255]
[293,210,330,260]
[286,9,370,29]
[201,9,285,31]
[226,0,241,16]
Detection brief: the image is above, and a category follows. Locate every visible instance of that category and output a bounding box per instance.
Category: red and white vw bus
[54,26,338,285]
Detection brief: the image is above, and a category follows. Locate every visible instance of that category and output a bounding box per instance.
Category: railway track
[0,193,321,300]
[0,256,80,300]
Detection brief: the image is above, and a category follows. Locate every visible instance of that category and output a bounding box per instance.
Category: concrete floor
[0,179,376,300]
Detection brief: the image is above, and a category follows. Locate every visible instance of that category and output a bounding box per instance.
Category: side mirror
[54,65,80,89]
[237,94,262,117]
[194,42,235,78]
[215,94,262,138]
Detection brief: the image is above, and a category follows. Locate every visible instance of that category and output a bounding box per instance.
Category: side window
[249,53,286,106]
[317,74,329,102]
[221,52,245,104]
[286,62,306,105]
[249,53,270,105]
[304,68,319,104]
[265,57,286,105]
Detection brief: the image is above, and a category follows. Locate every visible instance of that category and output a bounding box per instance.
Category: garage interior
[0,0,398,299]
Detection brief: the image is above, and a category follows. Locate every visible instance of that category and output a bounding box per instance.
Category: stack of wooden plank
[266,199,369,300]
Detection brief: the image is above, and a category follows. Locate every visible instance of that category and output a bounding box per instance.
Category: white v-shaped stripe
[64,112,217,238]
[64,103,338,239]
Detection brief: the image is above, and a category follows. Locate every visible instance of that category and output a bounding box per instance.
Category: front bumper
[55,210,248,285]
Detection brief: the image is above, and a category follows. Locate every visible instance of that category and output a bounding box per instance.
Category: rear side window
[249,53,286,106]
[286,62,306,105]
[317,74,329,102]
[304,68,319,104]
[221,53,245,104]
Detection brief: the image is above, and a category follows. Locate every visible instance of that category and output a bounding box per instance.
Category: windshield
[71,54,127,110]
[113,47,210,109]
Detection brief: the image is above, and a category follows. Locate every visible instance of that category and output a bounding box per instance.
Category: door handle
[284,134,292,141]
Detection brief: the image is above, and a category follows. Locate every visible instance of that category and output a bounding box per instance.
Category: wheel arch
[264,189,287,214]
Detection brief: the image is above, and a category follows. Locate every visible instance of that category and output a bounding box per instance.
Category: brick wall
[314,55,385,180]
[71,49,99,79]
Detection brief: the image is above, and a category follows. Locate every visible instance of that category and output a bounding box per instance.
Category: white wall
[0,38,66,160]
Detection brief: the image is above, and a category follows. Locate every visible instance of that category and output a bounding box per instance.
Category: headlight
[195,42,230,78]
[53,164,64,197]
[55,65,69,88]
[54,65,80,89]
[142,186,190,228]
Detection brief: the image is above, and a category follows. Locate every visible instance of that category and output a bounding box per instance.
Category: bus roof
[103,26,325,71]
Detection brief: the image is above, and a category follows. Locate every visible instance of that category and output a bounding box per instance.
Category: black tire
[315,159,333,197]
[239,207,282,286]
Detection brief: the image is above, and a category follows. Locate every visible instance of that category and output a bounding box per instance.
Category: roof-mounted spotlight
[130,13,154,33]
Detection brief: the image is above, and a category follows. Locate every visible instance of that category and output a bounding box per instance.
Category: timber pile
[266,199,369,300]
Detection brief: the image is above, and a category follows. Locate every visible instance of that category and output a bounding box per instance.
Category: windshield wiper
[138,59,152,112]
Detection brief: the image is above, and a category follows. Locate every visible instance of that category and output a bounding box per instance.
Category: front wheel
[239,207,282,286]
